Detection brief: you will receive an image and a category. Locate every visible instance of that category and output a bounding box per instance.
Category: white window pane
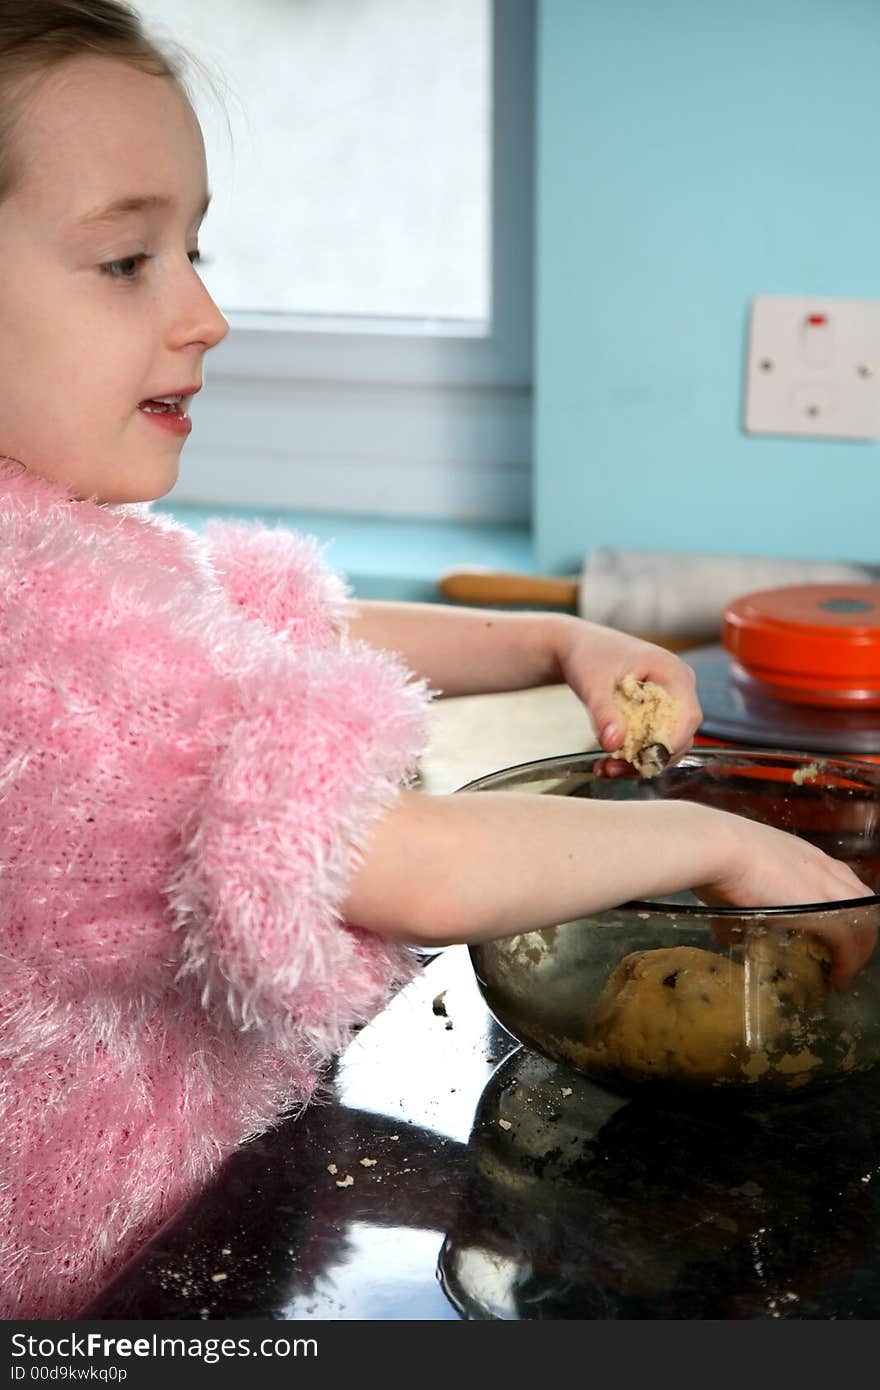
[138,0,491,321]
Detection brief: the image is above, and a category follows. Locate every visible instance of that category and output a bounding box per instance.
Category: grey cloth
[578,548,879,641]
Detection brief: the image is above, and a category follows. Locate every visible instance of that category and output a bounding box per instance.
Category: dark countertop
[81,943,880,1321]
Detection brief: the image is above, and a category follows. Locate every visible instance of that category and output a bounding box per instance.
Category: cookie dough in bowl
[461,748,880,1098]
[581,946,762,1084]
[578,936,833,1090]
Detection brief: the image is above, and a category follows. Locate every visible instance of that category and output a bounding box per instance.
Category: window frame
[174,0,534,521]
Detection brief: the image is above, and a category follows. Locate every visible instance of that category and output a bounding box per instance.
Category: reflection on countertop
[80,946,513,1320]
[82,943,880,1321]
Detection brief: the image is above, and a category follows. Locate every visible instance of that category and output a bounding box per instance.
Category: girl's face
[0,55,228,503]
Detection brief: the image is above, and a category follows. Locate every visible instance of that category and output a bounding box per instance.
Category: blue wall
[534,0,880,573]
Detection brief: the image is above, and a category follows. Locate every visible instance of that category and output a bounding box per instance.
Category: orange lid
[723,583,880,707]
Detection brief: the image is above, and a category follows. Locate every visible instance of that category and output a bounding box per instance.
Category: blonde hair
[0,1,192,203]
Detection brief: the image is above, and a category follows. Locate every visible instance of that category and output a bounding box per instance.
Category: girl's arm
[345,601,702,760]
[343,789,874,990]
[346,601,568,694]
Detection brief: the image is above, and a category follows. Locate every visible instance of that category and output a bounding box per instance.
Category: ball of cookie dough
[745,930,832,1011]
[611,675,679,777]
[584,945,783,1083]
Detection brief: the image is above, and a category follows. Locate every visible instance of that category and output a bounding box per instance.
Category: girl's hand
[696,810,877,989]
[554,619,702,763]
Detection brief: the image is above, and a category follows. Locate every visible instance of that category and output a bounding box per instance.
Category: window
[145,0,491,321]
[138,0,534,521]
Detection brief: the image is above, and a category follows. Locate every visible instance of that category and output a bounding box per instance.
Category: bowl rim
[455,744,880,918]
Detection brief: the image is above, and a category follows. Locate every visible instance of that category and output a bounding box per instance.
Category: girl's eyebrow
[71,190,212,231]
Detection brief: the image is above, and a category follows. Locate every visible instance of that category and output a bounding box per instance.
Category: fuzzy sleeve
[200,519,349,649]
[165,635,432,1057]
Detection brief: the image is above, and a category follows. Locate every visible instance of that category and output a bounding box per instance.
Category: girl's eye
[100,251,207,282]
[101,254,149,281]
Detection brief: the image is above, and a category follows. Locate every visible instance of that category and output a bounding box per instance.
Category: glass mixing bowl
[461,748,880,1097]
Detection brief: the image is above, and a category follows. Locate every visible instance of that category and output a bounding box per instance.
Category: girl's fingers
[801,911,877,990]
[593,755,633,779]
[592,683,702,761]
[709,911,877,991]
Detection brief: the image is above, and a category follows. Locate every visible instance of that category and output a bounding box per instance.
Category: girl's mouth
[137,395,193,437]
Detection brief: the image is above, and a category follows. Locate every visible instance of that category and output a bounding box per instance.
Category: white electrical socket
[744,295,880,441]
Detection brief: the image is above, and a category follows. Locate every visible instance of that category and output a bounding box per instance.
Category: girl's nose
[167,263,229,352]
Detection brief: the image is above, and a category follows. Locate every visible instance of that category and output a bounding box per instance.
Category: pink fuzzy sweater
[0,466,430,1320]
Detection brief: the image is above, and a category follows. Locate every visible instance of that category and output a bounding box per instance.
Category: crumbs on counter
[210,1272,227,1283]
[498,1119,512,1131]
[335,1174,355,1189]
[561,1087,572,1097]
[359,1157,377,1167]
[389,1134,399,1141]
[432,991,448,1017]
[327,1163,338,1175]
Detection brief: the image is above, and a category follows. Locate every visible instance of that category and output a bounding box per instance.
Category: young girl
[0,1,872,1321]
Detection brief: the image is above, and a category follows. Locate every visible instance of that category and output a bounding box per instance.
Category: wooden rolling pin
[438,569,702,653]
[440,569,580,608]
